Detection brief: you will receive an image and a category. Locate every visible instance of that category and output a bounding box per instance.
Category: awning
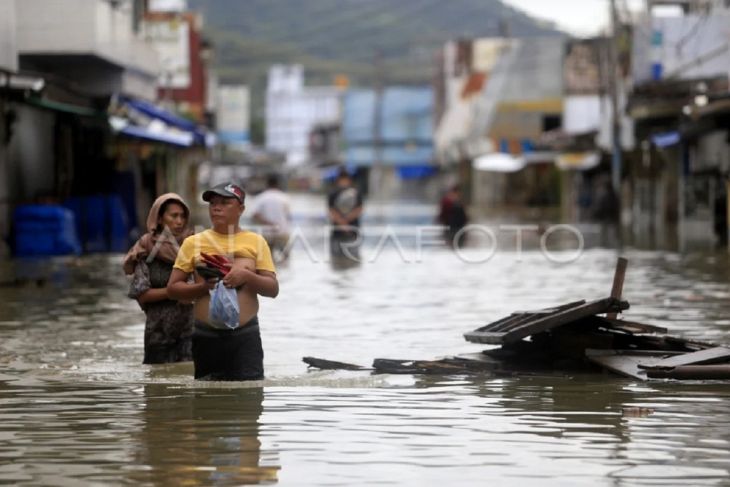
[110,95,212,147]
[119,95,197,132]
[26,96,102,117]
[556,152,601,171]
[109,95,213,148]
[3,72,107,118]
[651,131,681,148]
[472,153,526,173]
[109,115,194,147]
[0,72,45,92]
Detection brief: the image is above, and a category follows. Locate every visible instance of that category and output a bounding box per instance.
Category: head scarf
[122,193,193,275]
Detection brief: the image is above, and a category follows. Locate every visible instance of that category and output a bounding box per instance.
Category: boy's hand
[222,267,251,288]
[200,278,218,291]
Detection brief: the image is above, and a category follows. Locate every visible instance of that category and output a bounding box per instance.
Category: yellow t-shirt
[174,229,276,274]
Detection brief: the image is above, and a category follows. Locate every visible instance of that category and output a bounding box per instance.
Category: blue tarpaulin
[651,131,681,148]
[397,165,438,180]
[113,95,210,147]
[118,123,194,147]
[119,96,197,131]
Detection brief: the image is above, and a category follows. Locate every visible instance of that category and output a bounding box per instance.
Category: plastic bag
[208,281,240,329]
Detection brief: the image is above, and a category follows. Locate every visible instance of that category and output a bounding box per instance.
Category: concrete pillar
[726,179,730,251]
[0,96,9,256]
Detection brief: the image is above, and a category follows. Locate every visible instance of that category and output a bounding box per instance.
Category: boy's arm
[167,268,214,300]
[222,267,279,298]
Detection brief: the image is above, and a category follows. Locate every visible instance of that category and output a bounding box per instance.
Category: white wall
[696,130,730,173]
[266,89,341,165]
[16,0,159,80]
[265,66,341,166]
[217,85,250,144]
[148,0,188,12]
[563,95,602,134]
[633,12,730,83]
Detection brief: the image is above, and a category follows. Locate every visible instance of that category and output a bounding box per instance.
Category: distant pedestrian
[714,191,727,246]
[592,178,619,223]
[328,168,363,260]
[252,174,292,261]
[123,193,194,364]
[437,184,468,246]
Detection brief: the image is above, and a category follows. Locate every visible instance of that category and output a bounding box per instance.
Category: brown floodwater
[1,194,729,486]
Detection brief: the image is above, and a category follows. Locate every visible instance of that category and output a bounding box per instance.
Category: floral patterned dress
[128,258,194,364]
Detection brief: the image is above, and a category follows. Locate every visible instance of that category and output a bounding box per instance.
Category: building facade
[265,65,342,167]
[628,2,730,249]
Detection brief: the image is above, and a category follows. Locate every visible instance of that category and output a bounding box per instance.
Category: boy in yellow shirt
[167,182,279,380]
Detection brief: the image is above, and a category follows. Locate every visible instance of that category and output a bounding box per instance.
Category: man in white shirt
[252,174,292,261]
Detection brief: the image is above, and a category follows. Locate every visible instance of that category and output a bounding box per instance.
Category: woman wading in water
[123,194,194,364]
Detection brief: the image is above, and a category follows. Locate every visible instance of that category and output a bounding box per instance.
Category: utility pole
[371,49,385,214]
[609,0,623,200]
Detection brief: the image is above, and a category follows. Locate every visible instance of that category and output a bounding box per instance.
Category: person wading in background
[328,168,363,260]
[251,174,292,262]
[437,184,469,247]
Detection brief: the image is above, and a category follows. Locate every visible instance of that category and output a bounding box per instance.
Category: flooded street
[2,194,730,486]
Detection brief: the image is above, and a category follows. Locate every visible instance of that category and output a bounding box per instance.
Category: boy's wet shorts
[192,316,264,381]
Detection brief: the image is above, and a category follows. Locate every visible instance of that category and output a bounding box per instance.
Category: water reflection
[131,384,279,485]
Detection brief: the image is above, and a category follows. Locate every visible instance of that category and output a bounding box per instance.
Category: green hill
[189,0,563,136]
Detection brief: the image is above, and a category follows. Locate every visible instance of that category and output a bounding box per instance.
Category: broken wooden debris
[303,356,501,375]
[302,356,369,371]
[644,365,730,380]
[372,357,499,375]
[303,258,730,382]
[638,346,730,369]
[607,257,628,320]
[596,317,668,335]
[585,349,686,380]
[464,297,629,345]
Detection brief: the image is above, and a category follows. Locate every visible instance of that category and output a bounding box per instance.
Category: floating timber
[303,258,730,381]
[463,298,629,345]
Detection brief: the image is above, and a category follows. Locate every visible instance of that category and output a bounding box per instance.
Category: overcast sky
[502,0,648,36]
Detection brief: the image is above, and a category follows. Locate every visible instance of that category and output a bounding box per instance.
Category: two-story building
[628,0,730,249]
[1,0,216,256]
[435,36,566,219]
[0,0,19,253]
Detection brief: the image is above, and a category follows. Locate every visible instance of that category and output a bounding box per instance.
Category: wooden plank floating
[639,346,730,369]
[585,349,685,380]
[645,365,730,380]
[606,257,628,320]
[302,356,369,370]
[596,317,668,335]
[464,297,629,344]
